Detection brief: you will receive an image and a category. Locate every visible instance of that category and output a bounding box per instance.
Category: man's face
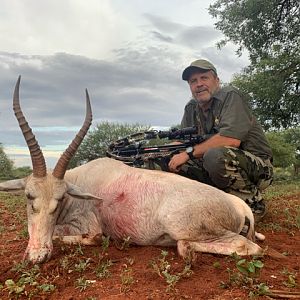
[188,70,220,103]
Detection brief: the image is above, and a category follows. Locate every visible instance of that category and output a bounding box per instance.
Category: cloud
[0,0,250,168]
[144,13,221,48]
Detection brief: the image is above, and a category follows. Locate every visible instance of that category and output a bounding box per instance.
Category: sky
[0,0,249,168]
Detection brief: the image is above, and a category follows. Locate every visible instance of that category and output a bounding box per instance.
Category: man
[168,59,273,221]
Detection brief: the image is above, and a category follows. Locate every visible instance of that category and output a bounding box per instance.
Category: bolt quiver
[106,126,212,170]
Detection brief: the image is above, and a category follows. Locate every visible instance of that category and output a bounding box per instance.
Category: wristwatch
[186,146,195,160]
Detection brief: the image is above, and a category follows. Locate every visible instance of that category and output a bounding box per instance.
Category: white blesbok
[0,77,266,263]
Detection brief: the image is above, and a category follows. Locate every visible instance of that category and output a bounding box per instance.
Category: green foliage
[120,265,134,293]
[75,277,92,292]
[266,131,296,167]
[69,121,150,168]
[95,259,113,279]
[149,250,193,292]
[12,166,32,179]
[4,264,55,297]
[232,51,300,129]
[235,258,264,278]
[209,0,299,129]
[209,0,299,60]
[266,128,300,176]
[101,235,110,253]
[221,254,268,297]
[0,144,13,179]
[282,268,298,288]
[75,258,91,273]
[0,144,32,180]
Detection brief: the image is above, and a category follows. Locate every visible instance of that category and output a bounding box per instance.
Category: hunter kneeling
[168,59,273,222]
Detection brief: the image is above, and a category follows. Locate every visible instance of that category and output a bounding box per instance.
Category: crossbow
[106,126,214,170]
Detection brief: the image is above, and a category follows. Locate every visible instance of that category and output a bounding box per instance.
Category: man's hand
[168,152,189,172]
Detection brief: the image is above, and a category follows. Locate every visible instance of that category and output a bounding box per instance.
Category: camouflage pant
[176,147,273,207]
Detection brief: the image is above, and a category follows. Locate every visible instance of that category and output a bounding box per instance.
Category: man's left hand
[168,152,189,172]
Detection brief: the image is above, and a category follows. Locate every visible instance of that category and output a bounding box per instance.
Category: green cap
[182,59,217,81]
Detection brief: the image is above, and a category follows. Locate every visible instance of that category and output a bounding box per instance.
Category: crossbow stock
[106,126,214,170]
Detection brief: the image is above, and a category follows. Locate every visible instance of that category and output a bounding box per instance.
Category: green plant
[221,254,267,295]
[115,236,131,250]
[3,265,54,298]
[4,279,26,297]
[149,250,193,292]
[101,235,110,253]
[95,259,113,279]
[60,256,71,271]
[75,277,93,292]
[74,243,84,256]
[120,265,134,293]
[236,258,264,278]
[282,268,298,288]
[11,260,29,273]
[249,282,271,298]
[18,224,29,239]
[75,258,91,273]
[38,283,55,292]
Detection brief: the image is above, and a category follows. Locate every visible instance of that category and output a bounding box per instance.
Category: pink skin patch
[27,222,52,250]
[93,173,163,242]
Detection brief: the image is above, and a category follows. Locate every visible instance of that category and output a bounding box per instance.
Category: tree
[0,144,13,179]
[209,0,299,60]
[266,131,296,168]
[209,0,300,129]
[232,49,299,129]
[280,127,300,175]
[69,121,150,168]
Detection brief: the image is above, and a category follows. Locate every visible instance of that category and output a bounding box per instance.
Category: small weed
[75,258,91,273]
[221,253,267,296]
[75,277,92,292]
[95,259,113,279]
[101,235,110,253]
[74,243,84,256]
[149,250,193,292]
[11,260,29,273]
[38,283,56,292]
[282,268,298,288]
[115,236,131,250]
[120,265,134,293]
[249,282,271,298]
[60,256,71,271]
[213,261,221,269]
[18,225,29,239]
[4,279,26,297]
[3,264,55,297]
[236,258,264,278]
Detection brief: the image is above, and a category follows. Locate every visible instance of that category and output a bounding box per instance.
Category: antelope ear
[66,183,103,202]
[0,178,26,191]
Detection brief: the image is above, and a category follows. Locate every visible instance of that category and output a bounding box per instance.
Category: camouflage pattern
[177,146,273,211]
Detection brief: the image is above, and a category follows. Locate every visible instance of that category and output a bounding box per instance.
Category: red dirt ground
[0,192,299,300]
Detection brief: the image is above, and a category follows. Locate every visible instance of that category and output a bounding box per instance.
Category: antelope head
[0,77,98,263]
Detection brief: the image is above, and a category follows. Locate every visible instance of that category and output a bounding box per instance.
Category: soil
[0,192,299,300]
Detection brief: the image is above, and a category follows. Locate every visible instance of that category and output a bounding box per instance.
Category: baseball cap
[182,59,217,81]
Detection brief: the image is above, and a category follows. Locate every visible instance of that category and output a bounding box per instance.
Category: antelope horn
[13,76,47,178]
[52,89,92,179]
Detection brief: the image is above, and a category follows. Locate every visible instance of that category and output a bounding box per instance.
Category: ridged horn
[13,76,47,178]
[52,89,92,179]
